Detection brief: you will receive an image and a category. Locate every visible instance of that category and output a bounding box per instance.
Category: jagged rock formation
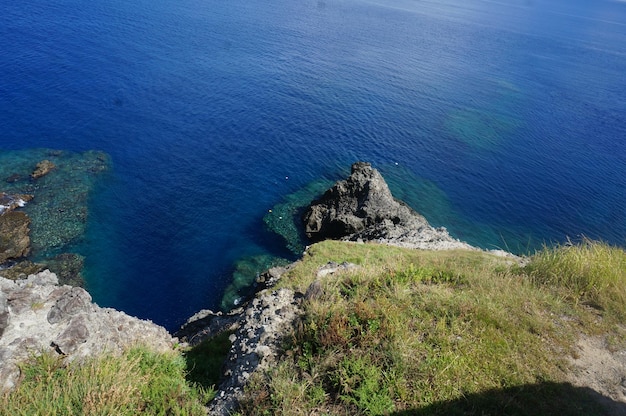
[178,261,363,416]
[177,266,304,416]
[180,162,483,415]
[0,211,31,263]
[0,193,33,215]
[303,162,473,250]
[0,270,174,392]
[31,159,56,179]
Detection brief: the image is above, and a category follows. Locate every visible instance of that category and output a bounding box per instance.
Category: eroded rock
[178,286,305,416]
[31,160,56,179]
[303,162,472,250]
[0,193,33,215]
[47,286,92,324]
[0,270,174,392]
[0,211,31,263]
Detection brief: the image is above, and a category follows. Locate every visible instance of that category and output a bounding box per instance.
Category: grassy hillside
[2,239,625,415]
[237,240,626,415]
[0,347,211,416]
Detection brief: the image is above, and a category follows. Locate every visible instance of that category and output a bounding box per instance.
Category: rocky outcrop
[177,260,363,416]
[303,162,473,250]
[31,159,56,179]
[177,266,304,416]
[179,163,483,415]
[0,270,174,392]
[0,211,31,263]
[0,193,33,216]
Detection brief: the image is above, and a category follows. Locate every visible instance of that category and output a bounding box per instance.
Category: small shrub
[331,356,394,415]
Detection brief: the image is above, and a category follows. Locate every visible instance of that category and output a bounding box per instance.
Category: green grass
[3,239,625,416]
[0,346,210,416]
[235,240,626,415]
[520,239,626,322]
[184,331,232,391]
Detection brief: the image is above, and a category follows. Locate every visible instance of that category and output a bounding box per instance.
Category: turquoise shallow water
[1,0,625,330]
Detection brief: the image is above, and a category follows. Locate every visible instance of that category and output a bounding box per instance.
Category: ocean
[1,0,625,330]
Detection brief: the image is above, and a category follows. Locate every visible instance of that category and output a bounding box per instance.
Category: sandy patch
[568,335,626,415]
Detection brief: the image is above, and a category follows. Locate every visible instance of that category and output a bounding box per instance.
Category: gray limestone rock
[0,270,174,392]
[53,315,90,355]
[304,280,324,301]
[47,287,92,324]
[179,286,305,416]
[0,291,8,338]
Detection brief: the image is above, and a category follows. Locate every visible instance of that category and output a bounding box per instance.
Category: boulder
[303,162,402,241]
[47,286,92,324]
[303,162,473,250]
[0,211,31,263]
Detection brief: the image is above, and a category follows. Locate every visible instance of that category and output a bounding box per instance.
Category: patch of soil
[568,335,626,416]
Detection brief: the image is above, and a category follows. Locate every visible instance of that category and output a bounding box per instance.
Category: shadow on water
[391,382,626,416]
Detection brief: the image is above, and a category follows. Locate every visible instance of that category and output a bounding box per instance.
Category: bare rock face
[0,292,8,338]
[0,193,34,265]
[177,266,304,416]
[0,270,174,392]
[0,211,31,263]
[0,193,33,215]
[303,161,399,241]
[303,162,473,250]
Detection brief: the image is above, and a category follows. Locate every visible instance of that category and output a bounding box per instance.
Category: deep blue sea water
[1,0,625,330]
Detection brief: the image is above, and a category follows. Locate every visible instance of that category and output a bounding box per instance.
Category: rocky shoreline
[0,270,174,392]
[176,162,512,415]
[0,160,516,414]
[0,149,109,285]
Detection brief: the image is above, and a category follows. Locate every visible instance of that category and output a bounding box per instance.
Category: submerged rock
[263,178,335,254]
[31,159,56,179]
[0,270,174,392]
[0,193,33,215]
[303,162,473,250]
[0,254,84,286]
[1,149,110,254]
[43,253,85,287]
[5,174,22,184]
[219,254,290,311]
[178,284,304,416]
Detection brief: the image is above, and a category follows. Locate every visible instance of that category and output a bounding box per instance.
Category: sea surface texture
[1,0,625,330]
